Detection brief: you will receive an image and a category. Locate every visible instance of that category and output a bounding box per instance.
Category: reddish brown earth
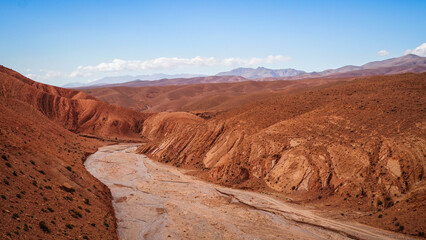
[0,66,150,139]
[0,65,152,239]
[1,65,425,238]
[0,93,118,239]
[83,77,350,113]
[138,72,426,237]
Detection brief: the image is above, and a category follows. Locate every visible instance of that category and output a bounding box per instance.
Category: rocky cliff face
[138,73,426,235]
[0,65,149,138]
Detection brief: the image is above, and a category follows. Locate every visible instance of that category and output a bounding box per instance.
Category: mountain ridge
[67,54,426,89]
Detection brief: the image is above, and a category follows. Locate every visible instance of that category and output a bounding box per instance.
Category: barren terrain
[139,73,426,236]
[86,144,414,240]
[1,65,425,239]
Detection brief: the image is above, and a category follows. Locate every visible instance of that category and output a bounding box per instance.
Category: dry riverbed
[84,144,413,240]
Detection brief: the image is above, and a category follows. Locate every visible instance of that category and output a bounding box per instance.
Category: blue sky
[1,0,425,86]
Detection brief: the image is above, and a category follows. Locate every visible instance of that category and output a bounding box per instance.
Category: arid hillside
[0,65,156,239]
[0,90,118,239]
[83,77,350,113]
[0,66,150,138]
[138,73,426,236]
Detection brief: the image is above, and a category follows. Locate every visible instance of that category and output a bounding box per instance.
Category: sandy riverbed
[84,144,413,240]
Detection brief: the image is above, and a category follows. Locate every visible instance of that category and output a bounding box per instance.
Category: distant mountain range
[216,67,306,79]
[309,53,425,77]
[62,73,206,88]
[65,54,426,88]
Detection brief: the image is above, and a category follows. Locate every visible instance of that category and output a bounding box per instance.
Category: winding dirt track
[84,144,414,240]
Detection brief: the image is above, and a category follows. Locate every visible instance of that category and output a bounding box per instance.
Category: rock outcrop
[138,73,426,235]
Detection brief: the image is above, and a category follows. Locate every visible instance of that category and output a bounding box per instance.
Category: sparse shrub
[47,207,54,212]
[63,196,73,201]
[12,171,17,176]
[5,162,11,168]
[69,209,82,218]
[90,223,96,227]
[16,193,21,199]
[1,154,7,161]
[60,186,75,194]
[12,213,19,219]
[65,166,72,172]
[30,160,35,165]
[398,225,404,231]
[23,224,29,231]
[377,200,383,206]
[39,221,50,233]
[84,198,90,205]
[38,170,46,175]
[1,195,6,200]
[83,236,89,239]
[65,223,73,229]
[378,214,383,218]
[3,179,9,185]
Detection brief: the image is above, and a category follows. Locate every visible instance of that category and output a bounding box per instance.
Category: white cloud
[27,55,291,80]
[69,56,219,77]
[26,69,68,80]
[404,42,426,57]
[376,50,389,56]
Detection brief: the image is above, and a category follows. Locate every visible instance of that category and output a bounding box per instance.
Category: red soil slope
[0,65,157,239]
[138,73,426,236]
[83,77,350,113]
[0,65,150,138]
[0,93,118,239]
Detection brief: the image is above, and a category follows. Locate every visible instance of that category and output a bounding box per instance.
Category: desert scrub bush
[60,186,75,194]
[84,198,90,205]
[63,196,73,201]
[69,209,82,218]
[39,221,50,233]
[65,223,73,229]
[65,166,72,172]
[5,162,12,168]
[30,160,35,165]
[3,178,9,185]
[23,224,29,231]
[12,213,19,219]
[1,154,7,161]
[1,195,6,200]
